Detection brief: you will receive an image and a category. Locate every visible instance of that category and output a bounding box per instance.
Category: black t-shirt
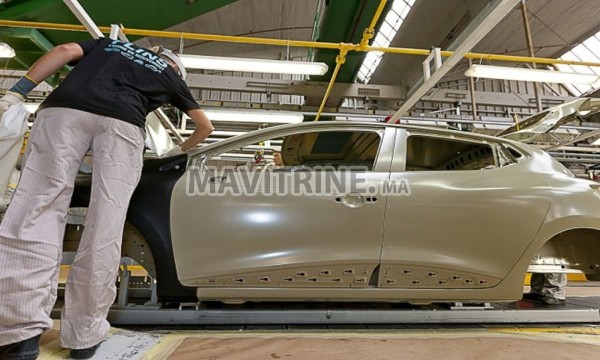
[39,38,200,128]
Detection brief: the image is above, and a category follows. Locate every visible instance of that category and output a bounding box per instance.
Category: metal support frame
[419,87,575,109]
[422,47,442,81]
[467,58,479,121]
[82,271,600,325]
[51,268,600,326]
[451,302,493,310]
[154,108,185,143]
[388,0,521,122]
[62,0,104,39]
[116,263,131,307]
[109,24,128,42]
[186,73,406,102]
[520,0,543,112]
[542,128,600,150]
[75,300,600,325]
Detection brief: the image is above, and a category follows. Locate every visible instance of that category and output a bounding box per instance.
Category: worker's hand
[164,145,184,157]
[0,92,25,117]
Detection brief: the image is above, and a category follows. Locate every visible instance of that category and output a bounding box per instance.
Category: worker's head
[273,150,284,166]
[149,45,187,80]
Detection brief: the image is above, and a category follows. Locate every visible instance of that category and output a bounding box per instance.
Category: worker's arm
[0,43,84,115]
[179,108,214,152]
[25,43,84,83]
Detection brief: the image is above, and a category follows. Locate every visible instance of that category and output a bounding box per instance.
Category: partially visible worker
[524,273,567,305]
[0,38,213,360]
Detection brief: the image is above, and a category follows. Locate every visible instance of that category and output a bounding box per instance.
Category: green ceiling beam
[0,27,53,69]
[311,0,392,83]
[0,0,237,69]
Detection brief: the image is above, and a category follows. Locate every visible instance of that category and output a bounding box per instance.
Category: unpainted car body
[68,122,600,304]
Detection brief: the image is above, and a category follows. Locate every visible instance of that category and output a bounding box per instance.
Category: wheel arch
[531,227,600,280]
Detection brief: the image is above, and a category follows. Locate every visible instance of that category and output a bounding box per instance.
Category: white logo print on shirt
[104,40,169,74]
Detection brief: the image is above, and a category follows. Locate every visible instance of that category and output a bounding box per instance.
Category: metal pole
[315,47,349,121]
[117,264,131,307]
[520,0,543,111]
[62,0,103,39]
[468,58,478,120]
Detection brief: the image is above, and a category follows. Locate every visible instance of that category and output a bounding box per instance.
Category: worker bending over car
[0,38,213,360]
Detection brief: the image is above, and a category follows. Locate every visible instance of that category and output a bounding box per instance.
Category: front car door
[170,124,395,301]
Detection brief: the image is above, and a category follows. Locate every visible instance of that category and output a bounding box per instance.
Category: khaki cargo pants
[0,107,145,349]
[530,273,567,300]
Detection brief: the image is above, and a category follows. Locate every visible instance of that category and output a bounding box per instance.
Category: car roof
[188,121,533,158]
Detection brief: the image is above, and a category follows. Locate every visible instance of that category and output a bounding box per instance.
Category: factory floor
[36,282,600,360]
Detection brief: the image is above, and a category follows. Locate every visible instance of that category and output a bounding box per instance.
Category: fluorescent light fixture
[0,42,15,58]
[201,109,303,124]
[465,64,600,84]
[179,54,328,76]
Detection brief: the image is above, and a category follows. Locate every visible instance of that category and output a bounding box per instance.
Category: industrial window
[357,0,417,84]
[405,136,496,171]
[556,30,600,96]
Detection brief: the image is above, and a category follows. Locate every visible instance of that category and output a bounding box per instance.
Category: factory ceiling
[2,0,600,111]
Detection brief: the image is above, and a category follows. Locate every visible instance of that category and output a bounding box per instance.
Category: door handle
[209,176,228,183]
[334,193,366,208]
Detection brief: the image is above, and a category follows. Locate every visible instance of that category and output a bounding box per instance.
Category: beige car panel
[380,130,552,291]
[169,122,600,303]
[171,127,395,292]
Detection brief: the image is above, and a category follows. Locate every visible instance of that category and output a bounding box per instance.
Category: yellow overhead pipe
[359,0,388,50]
[316,0,388,121]
[367,0,389,32]
[314,46,351,122]
[2,19,600,68]
[0,19,343,50]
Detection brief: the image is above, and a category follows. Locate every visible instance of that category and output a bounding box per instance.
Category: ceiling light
[465,65,599,84]
[200,109,303,124]
[179,55,328,76]
[0,42,15,58]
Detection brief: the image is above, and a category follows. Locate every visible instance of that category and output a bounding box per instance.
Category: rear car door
[379,129,551,289]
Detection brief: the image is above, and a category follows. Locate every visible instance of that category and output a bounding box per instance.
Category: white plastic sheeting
[0,103,30,204]
[144,111,175,157]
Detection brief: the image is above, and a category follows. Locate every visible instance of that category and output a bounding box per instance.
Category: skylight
[357,0,417,84]
[556,30,600,96]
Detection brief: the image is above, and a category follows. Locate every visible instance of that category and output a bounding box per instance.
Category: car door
[379,129,551,289]
[170,125,395,292]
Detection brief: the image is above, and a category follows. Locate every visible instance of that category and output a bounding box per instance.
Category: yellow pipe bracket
[359,0,387,50]
[358,28,374,50]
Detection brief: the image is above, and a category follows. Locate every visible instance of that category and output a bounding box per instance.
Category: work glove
[164,145,184,157]
[0,92,25,118]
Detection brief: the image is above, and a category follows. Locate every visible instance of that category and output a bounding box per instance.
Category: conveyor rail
[51,297,600,326]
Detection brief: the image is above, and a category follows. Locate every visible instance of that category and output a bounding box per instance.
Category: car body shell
[68,122,600,303]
